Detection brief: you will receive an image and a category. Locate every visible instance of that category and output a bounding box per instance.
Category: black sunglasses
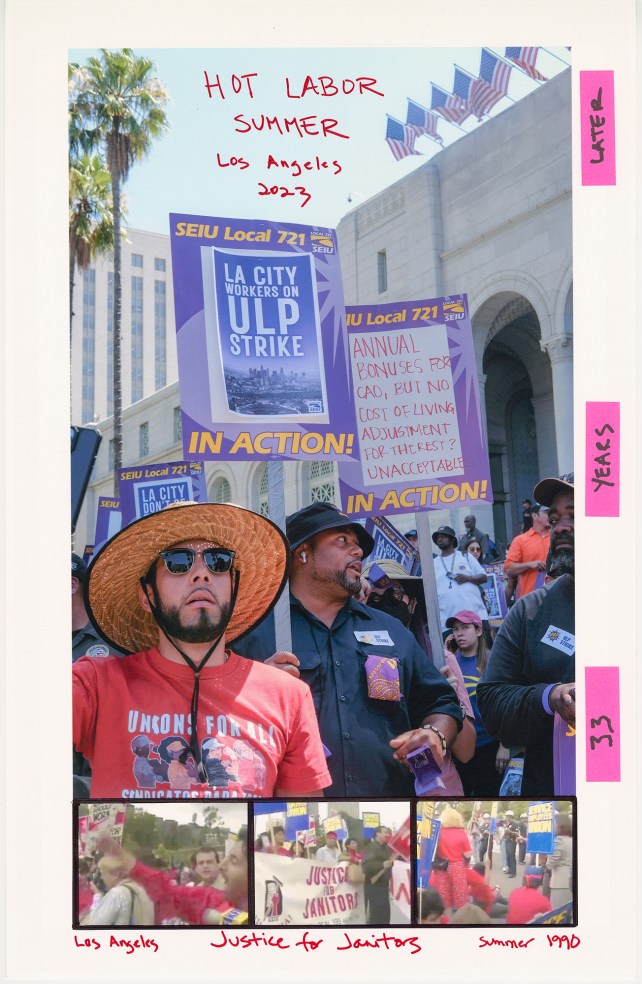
[158,547,235,575]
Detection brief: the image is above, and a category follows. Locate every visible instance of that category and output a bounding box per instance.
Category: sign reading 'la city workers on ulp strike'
[338,295,492,516]
[169,214,358,463]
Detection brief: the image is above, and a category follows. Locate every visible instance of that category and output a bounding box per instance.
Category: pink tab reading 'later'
[585,667,620,782]
[585,402,620,516]
[580,71,616,185]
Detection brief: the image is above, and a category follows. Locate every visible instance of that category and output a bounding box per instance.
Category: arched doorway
[475,293,557,546]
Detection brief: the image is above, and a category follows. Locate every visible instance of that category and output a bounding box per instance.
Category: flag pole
[541,46,572,67]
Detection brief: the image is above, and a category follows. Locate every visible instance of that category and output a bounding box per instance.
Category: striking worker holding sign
[244,502,463,796]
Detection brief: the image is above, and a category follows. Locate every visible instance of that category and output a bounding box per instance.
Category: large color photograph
[70,45,575,812]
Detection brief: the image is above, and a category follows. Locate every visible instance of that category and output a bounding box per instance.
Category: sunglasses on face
[158,547,235,575]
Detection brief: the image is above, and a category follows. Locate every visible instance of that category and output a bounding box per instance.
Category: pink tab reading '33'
[585,402,619,516]
[580,71,615,185]
[585,667,620,781]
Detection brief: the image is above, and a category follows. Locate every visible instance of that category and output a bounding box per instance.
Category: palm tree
[68,153,114,345]
[69,49,169,493]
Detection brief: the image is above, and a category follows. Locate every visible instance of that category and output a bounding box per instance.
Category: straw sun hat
[361,559,420,584]
[87,501,290,654]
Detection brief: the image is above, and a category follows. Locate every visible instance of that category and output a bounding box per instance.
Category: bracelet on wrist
[421,723,448,755]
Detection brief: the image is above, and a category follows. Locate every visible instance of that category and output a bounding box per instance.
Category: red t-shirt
[437,826,472,862]
[507,886,553,924]
[74,648,331,798]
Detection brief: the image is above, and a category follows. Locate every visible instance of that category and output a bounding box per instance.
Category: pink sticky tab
[585,402,620,516]
[585,667,620,781]
[580,71,616,185]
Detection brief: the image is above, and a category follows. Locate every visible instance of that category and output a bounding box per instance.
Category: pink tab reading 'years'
[579,71,616,185]
[585,402,620,516]
[585,667,620,781]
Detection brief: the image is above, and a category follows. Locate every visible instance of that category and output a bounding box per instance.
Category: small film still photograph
[75,801,248,927]
[253,800,411,927]
[417,799,575,926]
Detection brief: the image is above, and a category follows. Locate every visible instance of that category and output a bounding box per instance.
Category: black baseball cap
[71,553,88,581]
[286,503,374,556]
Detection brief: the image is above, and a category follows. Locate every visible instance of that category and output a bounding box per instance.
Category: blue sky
[70,46,570,235]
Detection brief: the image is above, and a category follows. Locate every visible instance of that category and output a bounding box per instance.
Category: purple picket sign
[94,496,122,553]
[553,713,576,795]
[169,214,359,463]
[364,515,420,574]
[338,295,492,518]
[118,461,208,526]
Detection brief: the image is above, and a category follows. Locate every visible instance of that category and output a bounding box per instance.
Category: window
[377,250,388,293]
[310,461,336,503]
[132,253,143,267]
[154,280,167,389]
[154,257,166,272]
[212,477,232,503]
[81,269,96,422]
[173,406,182,443]
[259,465,269,517]
[139,422,149,457]
[131,275,144,402]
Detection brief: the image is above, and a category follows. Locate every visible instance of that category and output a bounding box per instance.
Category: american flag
[505,46,548,81]
[471,48,512,118]
[430,83,470,125]
[406,100,443,143]
[453,67,476,105]
[385,115,422,160]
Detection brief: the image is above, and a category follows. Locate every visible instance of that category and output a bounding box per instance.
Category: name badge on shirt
[354,630,393,646]
[86,644,110,658]
[541,625,575,655]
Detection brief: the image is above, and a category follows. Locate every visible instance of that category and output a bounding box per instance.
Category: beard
[548,550,575,579]
[546,533,575,577]
[336,568,363,596]
[309,561,362,596]
[548,531,575,579]
[156,597,232,643]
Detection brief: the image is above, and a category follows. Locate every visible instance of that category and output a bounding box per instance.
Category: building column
[474,372,494,535]
[540,334,574,474]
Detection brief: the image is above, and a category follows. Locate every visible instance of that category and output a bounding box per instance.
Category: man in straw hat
[237,502,463,797]
[477,474,575,797]
[73,501,331,799]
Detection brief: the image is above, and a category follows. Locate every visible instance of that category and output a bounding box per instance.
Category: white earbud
[301,551,307,563]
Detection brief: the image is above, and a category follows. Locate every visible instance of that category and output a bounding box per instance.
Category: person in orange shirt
[504,504,551,600]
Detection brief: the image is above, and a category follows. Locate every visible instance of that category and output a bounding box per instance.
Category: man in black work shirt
[236,503,463,796]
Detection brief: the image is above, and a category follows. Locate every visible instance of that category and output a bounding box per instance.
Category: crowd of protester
[255,822,404,925]
[418,804,573,925]
[73,471,573,803]
[78,829,248,926]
